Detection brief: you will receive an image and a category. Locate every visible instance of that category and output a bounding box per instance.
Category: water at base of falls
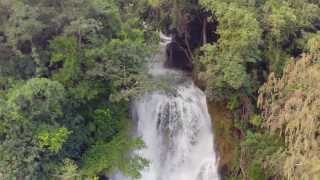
[112,33,219,180]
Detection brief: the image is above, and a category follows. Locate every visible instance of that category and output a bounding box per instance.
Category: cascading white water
[113,33,219,180]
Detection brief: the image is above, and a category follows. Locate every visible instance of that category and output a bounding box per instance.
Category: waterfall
[112,33,220,180]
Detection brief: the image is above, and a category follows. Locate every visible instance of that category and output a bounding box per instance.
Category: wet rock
[165,41,192,71]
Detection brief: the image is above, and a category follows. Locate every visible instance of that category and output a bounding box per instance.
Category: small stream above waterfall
[112,33,220,180]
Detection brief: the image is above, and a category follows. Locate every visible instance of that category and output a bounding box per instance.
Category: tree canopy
[258,50,320,179]
[0,0,320,179]
[0,0,157,179]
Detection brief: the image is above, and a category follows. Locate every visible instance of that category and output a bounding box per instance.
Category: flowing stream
[113,33,219,180]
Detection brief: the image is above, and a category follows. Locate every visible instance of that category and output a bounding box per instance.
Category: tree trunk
[184,30,193,63]
[202,16,207,44]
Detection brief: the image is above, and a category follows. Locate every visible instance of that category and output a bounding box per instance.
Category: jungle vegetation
[0,0,320,179]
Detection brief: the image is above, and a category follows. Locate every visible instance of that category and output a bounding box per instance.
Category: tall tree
[258,34,320,179]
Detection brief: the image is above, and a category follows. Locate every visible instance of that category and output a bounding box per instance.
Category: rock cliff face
[207,101,240,177]
[165,41,192,71]
[193,73,239,177]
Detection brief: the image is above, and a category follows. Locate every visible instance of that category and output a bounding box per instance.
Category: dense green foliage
[196,0,319,179]
[258,50,320,179]
[197,0,320,101]
[1,0,320,179]
[0,0,157,179]
[195,0,320,179]
[198,0,262,100]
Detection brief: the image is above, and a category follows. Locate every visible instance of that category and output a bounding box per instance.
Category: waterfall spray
[112,33,219,180]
